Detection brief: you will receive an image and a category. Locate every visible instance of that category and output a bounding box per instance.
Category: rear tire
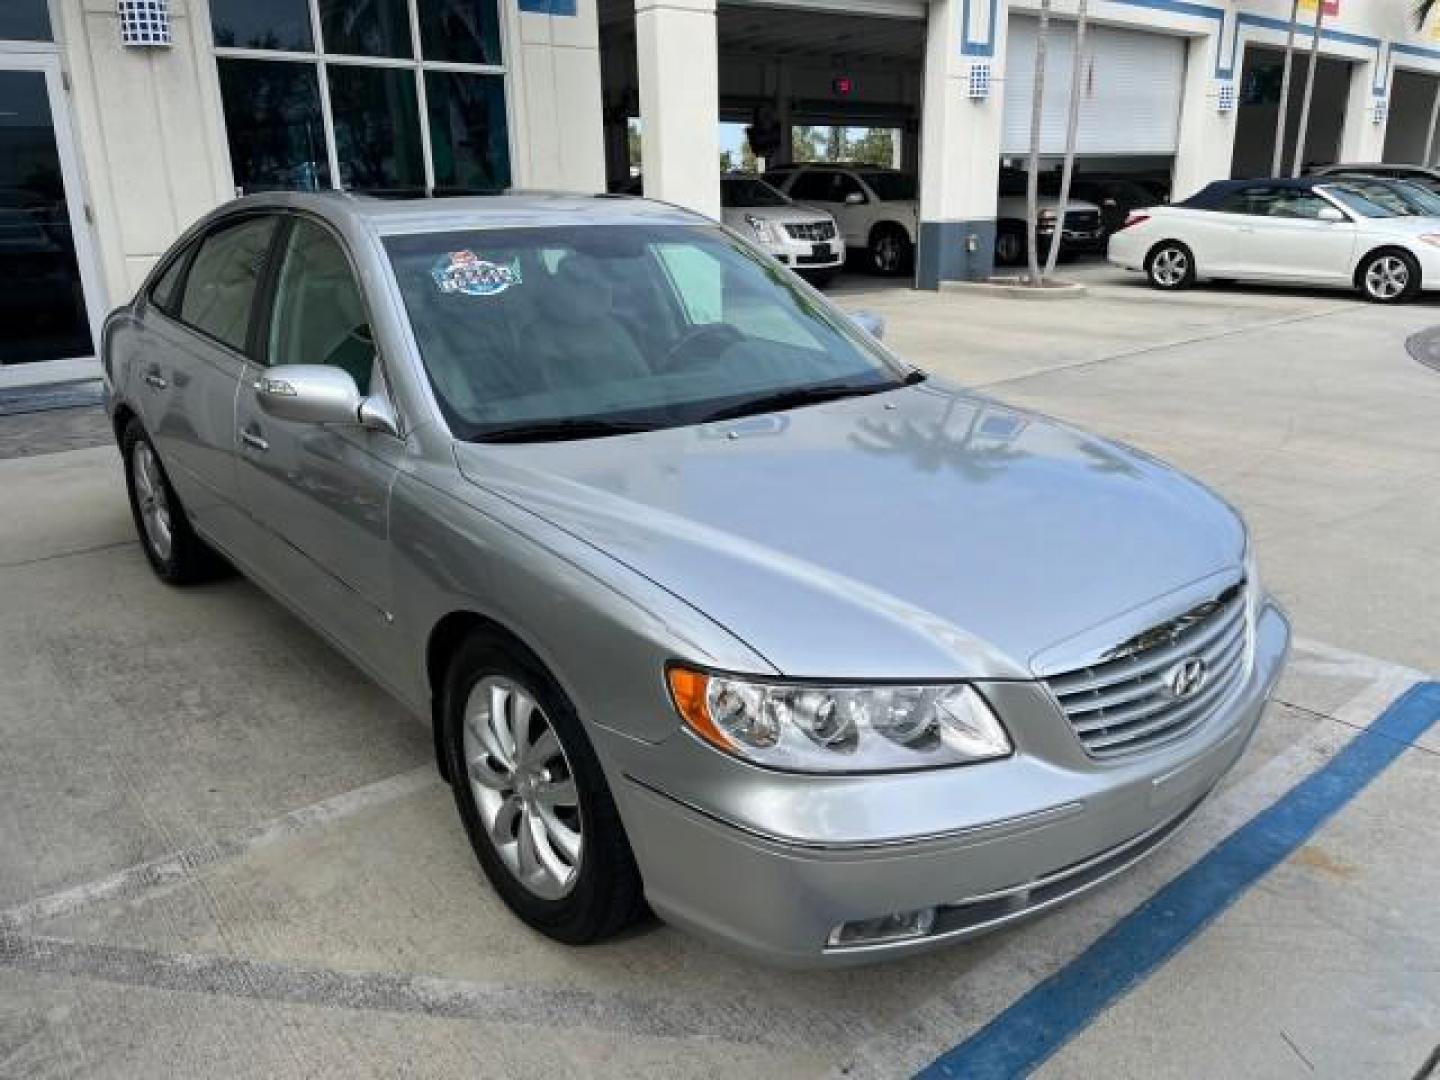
[868,224,912,276]
[1144,241,1196,291]
[443,632,646,945]
[995,225,1026,268]
[121,418,227,586]
[1357,249,1420,304]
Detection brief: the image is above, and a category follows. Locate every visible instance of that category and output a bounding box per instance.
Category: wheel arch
[1353,244,1420,290]
[111,400,138,446]
[425,609,556,783]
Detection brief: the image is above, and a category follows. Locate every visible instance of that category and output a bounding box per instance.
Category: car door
[1224,188,1357,282]
[789,171,863,248]
[232,215,408,686]
[136,214,281,553]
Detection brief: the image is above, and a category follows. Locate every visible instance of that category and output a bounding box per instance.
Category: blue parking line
[918,681,1440,1080]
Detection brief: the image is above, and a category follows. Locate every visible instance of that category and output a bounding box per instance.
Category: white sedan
[1108,177,1440,304]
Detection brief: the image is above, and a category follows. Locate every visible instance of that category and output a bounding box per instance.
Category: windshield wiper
[474,418,659,444]
[699,371,925,424]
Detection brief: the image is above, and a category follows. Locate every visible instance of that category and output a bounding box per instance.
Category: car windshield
[1327,179,1438,216]
[384,223,909,441]
[1322,185,1400,218]
[858,172,916,201]
[721,175,790,207]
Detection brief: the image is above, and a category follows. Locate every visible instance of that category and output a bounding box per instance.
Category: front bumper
[608,600,1290,967]
[763,233,845,270]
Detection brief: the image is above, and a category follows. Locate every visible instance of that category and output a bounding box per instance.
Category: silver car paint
[104,191,1290,966]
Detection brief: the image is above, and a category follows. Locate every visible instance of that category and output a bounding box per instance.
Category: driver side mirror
[844,191,866,206]
[850,311,886,341]
[254,364,398,436]
[1317,206,1347,223]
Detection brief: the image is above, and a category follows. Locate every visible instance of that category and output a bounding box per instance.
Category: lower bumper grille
[1047,580,1251,757]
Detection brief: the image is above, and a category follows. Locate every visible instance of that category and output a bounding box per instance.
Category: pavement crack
[1273,697,1440,759]
[1279,1029,1315,1072]
[0,539,132,571]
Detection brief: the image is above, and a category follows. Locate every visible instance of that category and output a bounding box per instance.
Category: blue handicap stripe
[918,681,1440,1080]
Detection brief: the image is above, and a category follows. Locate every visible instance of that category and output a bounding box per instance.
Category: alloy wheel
[131,441,173,562]
[1151,247,1188,287]
[463,676,583,900]
[1365,255,1409,301]
[873,234,900,273]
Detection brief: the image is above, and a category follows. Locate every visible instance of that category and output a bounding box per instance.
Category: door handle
[239,429,269,453]
[143,370,168,390]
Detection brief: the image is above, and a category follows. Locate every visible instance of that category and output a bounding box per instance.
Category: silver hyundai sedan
[103,192,1290,966]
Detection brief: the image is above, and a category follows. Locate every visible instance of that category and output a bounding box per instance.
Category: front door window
[0,68,93,364]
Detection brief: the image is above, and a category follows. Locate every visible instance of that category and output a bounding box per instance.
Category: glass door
[0,54,103,365]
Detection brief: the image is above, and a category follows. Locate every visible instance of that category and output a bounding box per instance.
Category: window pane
[426,71,510,194]
[210,0,312,51]
[180,218,278,352]
[150,246,193,315]
[0,1,52,41]
[319,0,412,58]
[329,66,425,194]
[419,0,502,65]
[268,221,375,392]
[218,59,329,193]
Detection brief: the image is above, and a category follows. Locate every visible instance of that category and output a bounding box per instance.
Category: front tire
[868,224,913,276]
[1145,241,1196,291]
[1358,249,1420,304]
[995,225,1026,267]
[121,418,225,585]
[443,632,646,945]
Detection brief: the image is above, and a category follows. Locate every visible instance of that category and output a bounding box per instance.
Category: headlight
[666,667,1012,773]
[744,214,776,243]
[1038,209,1058,222]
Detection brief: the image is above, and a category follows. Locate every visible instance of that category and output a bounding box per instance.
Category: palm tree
[1043,0,1089,280]
[1290,0,1326,177]
[1025,0,1053,283]
[1272,0,1300,175]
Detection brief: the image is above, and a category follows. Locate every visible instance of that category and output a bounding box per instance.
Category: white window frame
[211,0,516,194]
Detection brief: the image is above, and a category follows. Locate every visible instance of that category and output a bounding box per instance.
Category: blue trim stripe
[918,681,1440,1080]
[517,0,577,15]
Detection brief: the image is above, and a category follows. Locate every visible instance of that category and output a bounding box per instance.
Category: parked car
[1309,162,1440,196]
[1068,175,1163,235]
[996,169,1106,266]
[105,192,1289,967]
[720,172,844,285]
[1109,176,1440,303]
[763,163,919,276]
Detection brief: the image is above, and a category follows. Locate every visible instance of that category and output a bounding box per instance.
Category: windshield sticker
[431,251,523,297]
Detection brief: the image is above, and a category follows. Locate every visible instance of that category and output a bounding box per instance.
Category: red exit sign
[833,76,854,97]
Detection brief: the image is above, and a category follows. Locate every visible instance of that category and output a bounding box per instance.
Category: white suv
[764,164,919,276]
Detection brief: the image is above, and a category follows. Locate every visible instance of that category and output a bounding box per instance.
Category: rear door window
[178,216,279,352]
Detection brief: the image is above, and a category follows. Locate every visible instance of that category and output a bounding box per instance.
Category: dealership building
[4,0,1440,377]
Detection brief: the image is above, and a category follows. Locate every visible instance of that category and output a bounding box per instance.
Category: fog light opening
[827,907,937,949]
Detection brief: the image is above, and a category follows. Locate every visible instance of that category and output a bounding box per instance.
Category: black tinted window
[788,171,837,201]
[179,217,278,351]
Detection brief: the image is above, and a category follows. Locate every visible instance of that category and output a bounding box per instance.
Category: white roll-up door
[1002,17,1187,156]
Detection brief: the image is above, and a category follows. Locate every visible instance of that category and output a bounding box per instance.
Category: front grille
[1046,580,1250,758]
[1062,211,1102,232]
[784,220,836,242]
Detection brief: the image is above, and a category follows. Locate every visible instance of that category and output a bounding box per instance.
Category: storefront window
[210,0,313,51]
[420,0,502,66]
[319,0,412,58]
[212,0,511,196]
[427,71,509,193]
[217,59,329,192]
[329,66,425,193]
[0,1,53,41]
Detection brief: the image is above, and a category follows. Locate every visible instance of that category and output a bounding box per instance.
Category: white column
[1340,61,1387,163]
[916,0,1004,286]
[635,0,720,219]
[1173,34,1236,200]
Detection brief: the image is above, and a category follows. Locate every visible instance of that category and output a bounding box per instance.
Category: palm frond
[1416,0,1439,32]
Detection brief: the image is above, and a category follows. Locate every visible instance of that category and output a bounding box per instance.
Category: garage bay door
[1002,18,1187,156]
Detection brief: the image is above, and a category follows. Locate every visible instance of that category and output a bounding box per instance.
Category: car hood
[721,205,833,227]
[452,381,1245,679]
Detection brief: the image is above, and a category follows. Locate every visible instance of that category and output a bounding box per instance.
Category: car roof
[776,162,900,172]
[1179,176,1330,208]
[204,190,706,237]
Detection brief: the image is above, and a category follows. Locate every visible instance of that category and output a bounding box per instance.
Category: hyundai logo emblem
[1166,657,1207,700]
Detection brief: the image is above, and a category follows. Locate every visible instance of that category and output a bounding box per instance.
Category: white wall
[56,0,232,305]
[512,0,606,192]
